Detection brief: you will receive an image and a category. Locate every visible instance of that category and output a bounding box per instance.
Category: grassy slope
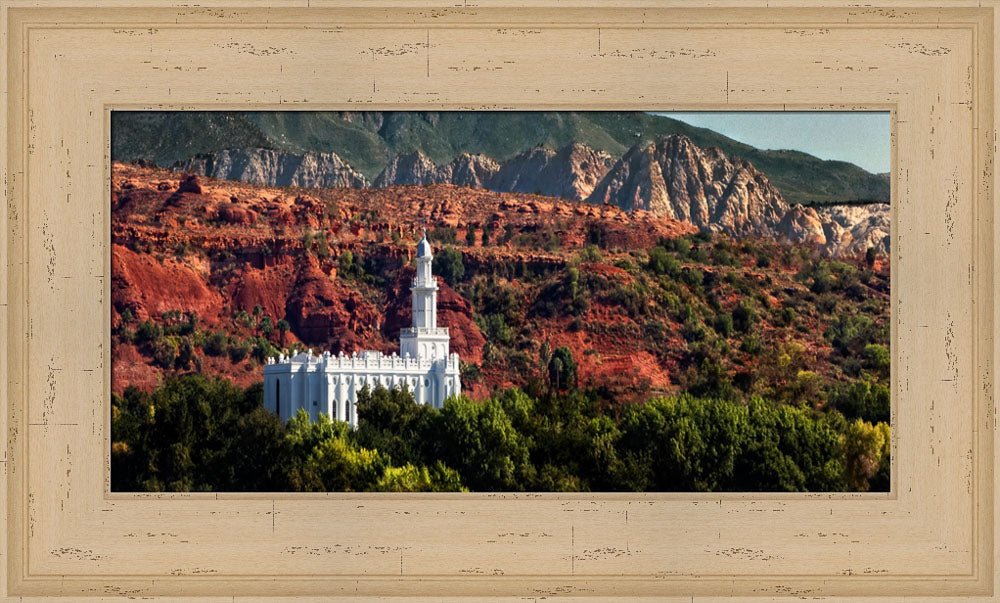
[111,110,888,206]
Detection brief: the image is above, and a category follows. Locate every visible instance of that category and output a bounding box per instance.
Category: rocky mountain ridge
[585,136,890,255]
[171,136,888,256]
[587,135,788,237]
[113,110,890,206]
[374,151,500,189]
[174,148,369,189]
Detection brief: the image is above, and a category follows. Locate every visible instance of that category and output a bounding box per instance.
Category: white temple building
[262,233,461,427]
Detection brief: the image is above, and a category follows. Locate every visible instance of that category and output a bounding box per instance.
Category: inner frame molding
[2,2,996,599]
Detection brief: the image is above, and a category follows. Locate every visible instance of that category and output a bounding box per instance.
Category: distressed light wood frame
[1,1,997,600]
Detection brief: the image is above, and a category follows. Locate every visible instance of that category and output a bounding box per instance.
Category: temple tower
[264,230,461,423]
[399,230,450,366]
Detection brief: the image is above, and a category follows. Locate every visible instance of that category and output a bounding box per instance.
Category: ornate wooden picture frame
[2,1,996,599]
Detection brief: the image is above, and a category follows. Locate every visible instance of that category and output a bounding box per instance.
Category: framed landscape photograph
[109,110,892,494]
[2,1,998,600]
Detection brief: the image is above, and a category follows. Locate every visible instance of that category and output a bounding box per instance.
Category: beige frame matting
[2,2,997,600]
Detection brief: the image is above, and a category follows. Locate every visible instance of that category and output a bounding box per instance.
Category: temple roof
[416,233,432,258]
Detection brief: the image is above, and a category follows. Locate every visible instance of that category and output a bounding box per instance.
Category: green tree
[355,385,438,467]
[580,244,602,263]
[733,399,847,492]
[111,374,889,494]
[617,396,744,491]
[276,319,291,346]
[204,331,229,357]
[251,337,278,363]
[863,343,891,381]
[564,267,589,315]
[260,315,274,337]
[713,313,734,337]
[300,437,387,492]
[338,250,354,276]
[375,462,466,492]
[436,396,534,491]
[110,375,286,492]
[483,314,512,346]
[176,336,195,370]
[135,320,163,344]
[732,300,756,333]
[843,419,890,491]
[433,246,465,286]
[865,246,877,268]
[228,338,252,363]
[548,346,577,391]
[681,267,704,288]
[825,313,884,356]
[151,337,178,369]
[828,380,890,424]
[647,246,681,277]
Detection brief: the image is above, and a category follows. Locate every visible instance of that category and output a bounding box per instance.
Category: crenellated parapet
[399,327,450,337]
[265,348,459,372]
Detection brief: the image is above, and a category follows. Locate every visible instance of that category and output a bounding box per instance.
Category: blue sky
[651,112,891,174]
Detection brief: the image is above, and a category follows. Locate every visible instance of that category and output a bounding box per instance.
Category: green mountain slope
[111,110,888,206]
[110,112,274,167]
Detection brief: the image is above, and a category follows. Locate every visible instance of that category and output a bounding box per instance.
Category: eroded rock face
[176,174,203,195]
[373,151,441,187]
[817,204,891,255]
[490,142,614,201]
[444,153,501,189]
[111,243,223,323]
[376,143,614,202]
[175,148,369,189]
[587,135,789,238]
[165,135,889,267]
[169,138,888,257]
[375,151,499,188]
[284,263,381,353]
[774,203,890,256]
[775,205,827,247]
[110,161,889,397]
[587,135,891,256]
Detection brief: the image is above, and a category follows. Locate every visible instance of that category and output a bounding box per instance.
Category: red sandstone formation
[110,162,888,402]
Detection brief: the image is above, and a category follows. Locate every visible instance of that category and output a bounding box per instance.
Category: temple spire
[416,228,433,260]
[412,232,437,328]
